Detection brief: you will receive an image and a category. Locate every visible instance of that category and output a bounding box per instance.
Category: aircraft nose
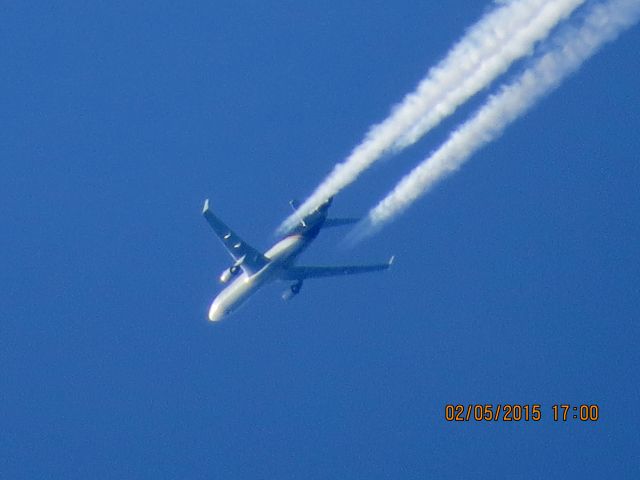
[208,302,224,322]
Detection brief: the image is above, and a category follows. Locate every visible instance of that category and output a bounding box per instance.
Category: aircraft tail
[289,199,307,227]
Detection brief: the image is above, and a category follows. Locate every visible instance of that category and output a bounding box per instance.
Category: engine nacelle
[282,280,303,301]
[219,265,240,284]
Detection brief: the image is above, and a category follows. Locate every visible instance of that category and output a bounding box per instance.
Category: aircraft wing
[282,256,394,280]
[202,199,269,274]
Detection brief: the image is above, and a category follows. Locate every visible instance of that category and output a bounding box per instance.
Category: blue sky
[2,1,639,478]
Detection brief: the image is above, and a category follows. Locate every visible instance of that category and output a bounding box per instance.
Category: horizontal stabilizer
[323,217,360,228]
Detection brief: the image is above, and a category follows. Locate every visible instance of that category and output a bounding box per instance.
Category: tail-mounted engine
[282,280,303,301]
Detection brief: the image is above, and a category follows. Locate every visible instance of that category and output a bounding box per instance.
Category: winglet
[202,198,210,214]
[388,255,395,267]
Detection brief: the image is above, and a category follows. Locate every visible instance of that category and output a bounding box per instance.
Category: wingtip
[202,198,210,214]
[388,255,395,266]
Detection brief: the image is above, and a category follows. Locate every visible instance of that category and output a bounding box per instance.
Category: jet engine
[282,280,303,301]
[219,265,241,284]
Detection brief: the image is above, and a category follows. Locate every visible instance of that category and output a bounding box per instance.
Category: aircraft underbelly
[209,265,275,321]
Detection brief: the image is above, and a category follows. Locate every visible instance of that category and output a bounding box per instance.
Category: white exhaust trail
[279,0,585,234]
[351,0,640,242]
[394,0,585,151]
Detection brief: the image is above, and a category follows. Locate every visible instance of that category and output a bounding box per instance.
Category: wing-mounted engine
[219,265,241,284]
[219,255,246,283]
[282,280,303,301]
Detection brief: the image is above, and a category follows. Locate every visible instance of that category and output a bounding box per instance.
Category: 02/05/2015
[444,404,600,422]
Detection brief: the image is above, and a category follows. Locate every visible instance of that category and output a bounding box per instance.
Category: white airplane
[203,197,393,322]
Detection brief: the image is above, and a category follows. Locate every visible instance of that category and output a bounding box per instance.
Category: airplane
[202,197,394,322]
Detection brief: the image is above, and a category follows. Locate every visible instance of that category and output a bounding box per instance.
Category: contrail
[279,0,585,234]
[394,0,584,150]
[350,0,640,242]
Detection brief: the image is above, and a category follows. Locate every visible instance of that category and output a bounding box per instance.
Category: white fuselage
[208,234,306,321]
